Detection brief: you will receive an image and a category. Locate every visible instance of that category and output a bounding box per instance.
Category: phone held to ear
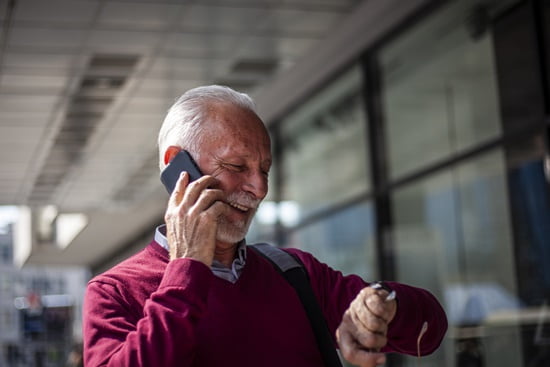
[160,150,203,194]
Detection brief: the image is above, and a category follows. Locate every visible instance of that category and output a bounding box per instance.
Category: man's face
[196,103,272,244]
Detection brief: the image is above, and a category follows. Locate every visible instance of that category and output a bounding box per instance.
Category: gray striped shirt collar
[154,225,247,283]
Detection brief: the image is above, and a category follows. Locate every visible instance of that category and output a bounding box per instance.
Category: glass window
[392,149,523,367]
[0,272,10,292]
[380,0,503,180]
[286,201,376,280]
[247,202,278,244]
[507,134,550,305]
[280,66,370,222]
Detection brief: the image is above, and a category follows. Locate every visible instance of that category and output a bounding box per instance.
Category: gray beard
[216,209,256,244]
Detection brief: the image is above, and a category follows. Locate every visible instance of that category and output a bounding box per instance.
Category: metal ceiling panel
[0,112,47,126]
[87,30,163,53]
[147,57,227,77]
[0,149,40,172]
[1,74,68,91]
[0,95,59,112]
[180,5,265,32]
[0,0,370,266]
[0,126,45,141]
[121,96,172,114]
[260,9,344,35]
[129,77,183,97]
[2,52,76,69]
[280,0,359,8]
[13,0,99,24]
[98,2,183,29]
[240,35,320,58]
[8,27,87,49]
[128,80,203,104]
[164,32,238,57]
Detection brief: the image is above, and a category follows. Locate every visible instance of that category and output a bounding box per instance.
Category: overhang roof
[0,0,427,267]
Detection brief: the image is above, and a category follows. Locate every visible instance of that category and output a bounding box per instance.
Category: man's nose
[243,170,268,200]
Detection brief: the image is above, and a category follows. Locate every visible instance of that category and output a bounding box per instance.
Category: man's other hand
[336,286,397,366]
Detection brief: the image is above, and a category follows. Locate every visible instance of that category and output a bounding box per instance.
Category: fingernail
[376,355,386,365]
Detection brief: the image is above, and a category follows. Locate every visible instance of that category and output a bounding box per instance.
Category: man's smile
[228,202,250,212]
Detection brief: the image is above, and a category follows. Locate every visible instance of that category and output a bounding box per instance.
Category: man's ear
[164,146,182,165]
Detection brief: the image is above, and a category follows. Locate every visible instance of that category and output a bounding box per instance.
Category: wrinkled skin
[163,102,271,267]
[337,287,397,366]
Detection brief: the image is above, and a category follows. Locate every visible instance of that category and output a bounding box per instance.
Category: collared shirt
[155,225,247,283]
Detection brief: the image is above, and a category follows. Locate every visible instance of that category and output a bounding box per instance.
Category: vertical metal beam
[269,124,287,247]
[361,55,396,282]
[493,2,549,364]
[532,0,550,116]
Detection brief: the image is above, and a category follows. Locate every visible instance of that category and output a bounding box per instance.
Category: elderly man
[83,85,447,367]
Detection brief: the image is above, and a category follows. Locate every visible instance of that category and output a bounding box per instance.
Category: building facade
[0,224,89,367]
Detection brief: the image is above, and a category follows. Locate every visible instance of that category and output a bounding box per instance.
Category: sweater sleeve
[383,281,448,356]
[286,249,447,357]
[83,258,212,367]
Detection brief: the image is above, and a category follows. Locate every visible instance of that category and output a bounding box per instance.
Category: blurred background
[1,0,550,366]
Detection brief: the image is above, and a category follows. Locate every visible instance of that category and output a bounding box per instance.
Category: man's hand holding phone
[162,151,229,265]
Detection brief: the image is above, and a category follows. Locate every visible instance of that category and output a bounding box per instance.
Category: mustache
[225,192,261,210]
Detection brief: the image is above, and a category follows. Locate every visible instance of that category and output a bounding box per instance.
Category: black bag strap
[250,243,343,367]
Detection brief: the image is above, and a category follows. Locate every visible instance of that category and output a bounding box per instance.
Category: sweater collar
[154,225,247,283]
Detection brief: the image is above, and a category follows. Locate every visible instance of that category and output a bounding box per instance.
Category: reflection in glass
[380,0,502,179]
[509,155,550,304]
[247,201,277,245]
[287,202,375,281]
[280,66,370,222]
[392,149,522,367]
[248,200,301,245]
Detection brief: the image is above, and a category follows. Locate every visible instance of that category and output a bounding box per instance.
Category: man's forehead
[207,102,261,123]
[203,104,269,138]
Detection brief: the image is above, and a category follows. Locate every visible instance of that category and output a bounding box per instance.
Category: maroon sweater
[83,241,447,366]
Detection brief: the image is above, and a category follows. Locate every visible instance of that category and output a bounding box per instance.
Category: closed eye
[225,163,245,172]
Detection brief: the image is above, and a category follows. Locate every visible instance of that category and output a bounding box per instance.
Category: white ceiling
[0,0,358,207]
[1,0,436,268]
[0,0,361,266]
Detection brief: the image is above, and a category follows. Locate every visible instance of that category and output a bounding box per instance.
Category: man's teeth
[229,202,249,212]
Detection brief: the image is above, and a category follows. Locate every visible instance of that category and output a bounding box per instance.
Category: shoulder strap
[250,243,343,367]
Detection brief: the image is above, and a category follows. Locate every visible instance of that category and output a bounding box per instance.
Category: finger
[349,288,385,328]
[204,200,230,220]
[181,175,219,208]
[340,311,387,355]
[189,189,226,215]
[360,285,393,304]
[349,314,388,351]
[337,325,386,367]
[169,172,189,206]
[349,303,387,335]
[194,201,230,248]
[365,294,396,323]
[355,288,391,320]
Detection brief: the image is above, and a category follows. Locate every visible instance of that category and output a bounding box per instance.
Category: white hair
[157,85,257,170]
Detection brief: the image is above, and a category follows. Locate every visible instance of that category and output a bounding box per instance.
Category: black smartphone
[160,150,203,194]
